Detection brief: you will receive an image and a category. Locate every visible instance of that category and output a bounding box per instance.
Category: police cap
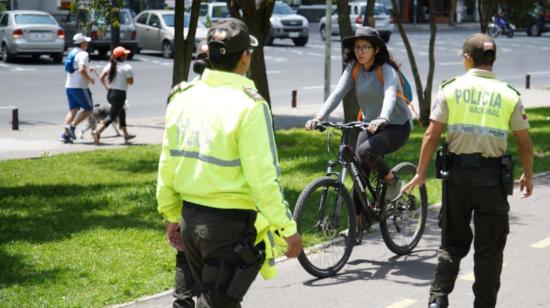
[207,18,258,55]
[461,33,496,61]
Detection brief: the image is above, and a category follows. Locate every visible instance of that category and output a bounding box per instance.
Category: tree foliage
[70,0,124,49]
[227,0,275,107]
[391,0,437,126]
[0,0,6,13]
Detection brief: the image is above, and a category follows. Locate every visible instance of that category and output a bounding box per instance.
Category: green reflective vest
[442,71,519,144]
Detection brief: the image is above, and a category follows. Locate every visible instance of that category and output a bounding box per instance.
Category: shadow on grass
[0,183,160,244]
[0,248,67,289]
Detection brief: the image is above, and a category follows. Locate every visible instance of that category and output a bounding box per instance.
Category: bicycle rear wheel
[294,176,356,278]
[379,162,428,255]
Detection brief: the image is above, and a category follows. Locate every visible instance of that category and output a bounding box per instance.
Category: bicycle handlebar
[316,121,370,132]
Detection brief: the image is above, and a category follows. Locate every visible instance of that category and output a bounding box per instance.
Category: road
[1,25,550,129]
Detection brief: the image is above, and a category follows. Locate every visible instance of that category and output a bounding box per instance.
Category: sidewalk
[1,87,548,161]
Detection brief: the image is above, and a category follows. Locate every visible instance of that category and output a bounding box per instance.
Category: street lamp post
[324,0,332,101]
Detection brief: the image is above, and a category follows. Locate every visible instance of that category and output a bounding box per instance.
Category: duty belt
[183,201,256,223]
[448,153,502,169]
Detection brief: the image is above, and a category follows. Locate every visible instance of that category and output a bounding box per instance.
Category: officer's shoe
[385,172,402,201]
[428,297,448,308]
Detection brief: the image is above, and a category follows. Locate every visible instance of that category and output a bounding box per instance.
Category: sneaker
[59,133,73,144]
[65,124,76,140]
[385,173,403,201]
[124,134,136,144]
[91,130,100,145]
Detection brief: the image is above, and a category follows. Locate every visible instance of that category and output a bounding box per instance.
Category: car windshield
[163,14,191,27]
[361,5,389,16]
[15,14,57,25]
[92,10,132,26]
[212,5,229,18]
[273,3,294,15]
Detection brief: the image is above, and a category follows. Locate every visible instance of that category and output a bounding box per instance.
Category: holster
[435,143,450,230]
[501,154,515,195]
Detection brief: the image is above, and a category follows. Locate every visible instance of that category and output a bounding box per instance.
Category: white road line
[161,62,171,66]
[385,299,418,308]
[289,50,304,55]
[152,60,160,64]
[302,84,336,90]
[135,56,149,62]
[0,63,9,68]
[267,70,281,74]
[10,67,36,72]
[461,263,507,281]
[307,52,322,56]
[531,237,550,248]
[439,61,462,66]
[418,51,429,56]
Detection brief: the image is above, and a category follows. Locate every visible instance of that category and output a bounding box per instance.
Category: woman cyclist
[305,27,412,209]
[92,46,136,145]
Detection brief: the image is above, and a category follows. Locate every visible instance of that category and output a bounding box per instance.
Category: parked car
[266,1,309,46]
[134,10,207,58]
[62,8,138,59]
[320,2,394,43]
[0,10,65,63]
[198,2,230,27]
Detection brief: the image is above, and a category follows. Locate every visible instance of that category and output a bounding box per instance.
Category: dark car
[62,8,138,58]
[516,6,550,36]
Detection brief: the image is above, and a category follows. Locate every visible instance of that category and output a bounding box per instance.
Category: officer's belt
[183,201,256,223]
[448,153,502,169]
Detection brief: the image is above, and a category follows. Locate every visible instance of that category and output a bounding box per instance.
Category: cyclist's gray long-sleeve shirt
[317,61,411,125]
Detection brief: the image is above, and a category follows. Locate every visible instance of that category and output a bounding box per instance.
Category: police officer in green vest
[402,33,534,308]
[156,18,302,308]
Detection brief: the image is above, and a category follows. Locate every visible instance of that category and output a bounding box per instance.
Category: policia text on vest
[401,33,534,308]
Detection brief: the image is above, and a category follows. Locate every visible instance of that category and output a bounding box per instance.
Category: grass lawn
[1,107,549,307]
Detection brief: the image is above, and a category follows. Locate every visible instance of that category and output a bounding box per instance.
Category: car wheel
[265,35,274,46]
[1,44,15,63]
[293,36,308,47]
[98,49,108,59]
[52,53,64,63]
[320,25,326,41]
[162,41,174,58]
[531,23,541,37]
[127,52,134,60]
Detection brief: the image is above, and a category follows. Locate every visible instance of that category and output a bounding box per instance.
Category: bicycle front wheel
[294,176,356,278]
[380,162,428,255]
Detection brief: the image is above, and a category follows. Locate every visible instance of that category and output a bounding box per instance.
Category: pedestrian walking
[92,46,136,145]
[60,33,96,144]
[401,33,534,308]
[156,18,302,308]
[305,27,413,223]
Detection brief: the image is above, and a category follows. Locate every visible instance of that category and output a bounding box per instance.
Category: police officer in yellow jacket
[402,33,534,308]
[156,18,302,308]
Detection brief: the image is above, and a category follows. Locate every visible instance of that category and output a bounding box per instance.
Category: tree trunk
[391,0,437,126]
[172,0,185,86]
[422,0,437,125]
[182,0,201,81]
[336,0,359,135]
[478,0,497,33]
[448,0,456,26]
[110,0,120,51]
[364,0,376,27]
[227,0,275,107]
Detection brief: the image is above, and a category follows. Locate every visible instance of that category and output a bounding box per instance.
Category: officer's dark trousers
[173,251,197,308]
[430,161,509,308]
[180,202,259,308]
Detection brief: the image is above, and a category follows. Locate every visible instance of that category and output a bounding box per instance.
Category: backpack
[352,63,420,126]
[64,48,81,73]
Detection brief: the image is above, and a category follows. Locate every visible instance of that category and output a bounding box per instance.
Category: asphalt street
[1,25,550,129]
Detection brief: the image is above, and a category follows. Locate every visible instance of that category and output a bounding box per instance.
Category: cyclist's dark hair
[343,43,400,72]
[108,56,125,83]
[208,48,245,72]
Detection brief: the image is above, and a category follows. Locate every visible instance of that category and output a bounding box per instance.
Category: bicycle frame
[325,126,387,223]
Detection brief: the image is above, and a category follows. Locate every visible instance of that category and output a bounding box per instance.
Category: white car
[319,2,394,42]
[266,1,309,46]
[198,2,230,27]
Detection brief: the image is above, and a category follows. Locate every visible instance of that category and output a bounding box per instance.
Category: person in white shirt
[92,46,135,145]
[61,33,96,143]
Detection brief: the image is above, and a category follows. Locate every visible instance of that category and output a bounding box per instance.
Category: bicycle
[294,121,428,278]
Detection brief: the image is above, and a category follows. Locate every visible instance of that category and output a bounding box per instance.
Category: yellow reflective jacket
[156,69,297,278]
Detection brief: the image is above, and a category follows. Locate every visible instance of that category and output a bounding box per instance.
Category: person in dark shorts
[93,46,136,145]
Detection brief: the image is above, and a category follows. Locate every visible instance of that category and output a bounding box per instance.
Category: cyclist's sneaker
[59,133,73,144]
[385,173,403,201]
[65,124,77,140]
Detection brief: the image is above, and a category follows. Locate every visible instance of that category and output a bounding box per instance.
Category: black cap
[342,26,387,51]
[462,33,496,59]
[207,18,258,55]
